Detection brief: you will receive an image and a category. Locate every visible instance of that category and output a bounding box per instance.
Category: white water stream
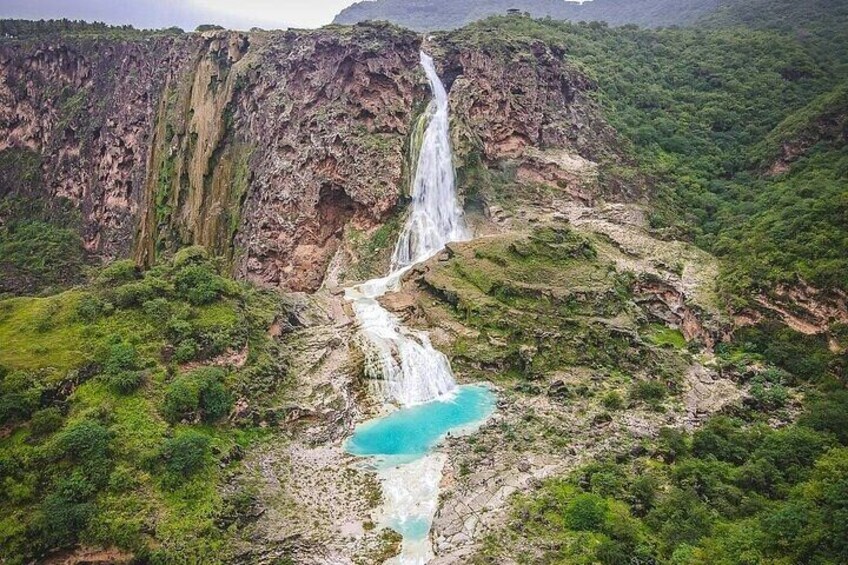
[344,52,476,564]
[345,51,469,408]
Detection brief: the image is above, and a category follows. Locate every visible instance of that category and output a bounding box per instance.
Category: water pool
[346,384,496,462]
[345,384,496,564]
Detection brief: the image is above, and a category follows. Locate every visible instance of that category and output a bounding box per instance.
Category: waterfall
[345,51,469,407]
[392,52,468,270]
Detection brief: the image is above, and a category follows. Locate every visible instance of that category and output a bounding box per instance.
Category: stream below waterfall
[343,52,495,564]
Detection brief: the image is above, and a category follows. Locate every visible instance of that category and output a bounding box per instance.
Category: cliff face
[0,24,428,291]
[0,36,197,258]
[133,25,426,291]
[432,35,629,205]
[0,23,621,292]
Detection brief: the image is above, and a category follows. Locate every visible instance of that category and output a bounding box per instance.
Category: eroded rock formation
[0,24,428,291]
[1,24,631,293]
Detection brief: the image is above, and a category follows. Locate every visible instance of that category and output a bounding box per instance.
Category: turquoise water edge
[346,384,496,463]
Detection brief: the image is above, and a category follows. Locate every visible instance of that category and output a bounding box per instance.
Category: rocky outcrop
[633,274,720,347]
[746,283,848,337]
[0,25,429,291]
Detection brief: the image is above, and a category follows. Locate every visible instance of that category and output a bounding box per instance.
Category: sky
[0,0,360,30]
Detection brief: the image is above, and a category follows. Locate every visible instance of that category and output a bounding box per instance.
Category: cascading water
[392,52,468,271]
[344,52,494,565]
[345,51,469,407]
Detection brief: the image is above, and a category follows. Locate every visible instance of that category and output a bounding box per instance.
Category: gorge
[1,4,847,564]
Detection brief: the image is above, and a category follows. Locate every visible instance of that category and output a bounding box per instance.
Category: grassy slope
[0,250,284,563]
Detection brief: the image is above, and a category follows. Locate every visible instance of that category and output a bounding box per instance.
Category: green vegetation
[0,192,87,296]
[446,11,848,297]
[483,325,848,564]
[0,248,285,563]
[423,227,688,394]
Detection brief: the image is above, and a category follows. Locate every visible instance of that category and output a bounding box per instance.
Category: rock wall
[0,36,199,258]
[0,23,623,292]
[430,33,638,206]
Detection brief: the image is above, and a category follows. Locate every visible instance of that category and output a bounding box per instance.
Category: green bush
[53,419,111,465]
[30,407,64,436]
[691,417,751,464]
[648,487,714,552]
[113,280,157,308]
[95,260,138,286]
[173,339,199,363]
[162,367,231,423]
[159,431,211,480]
[656,427,689,463]
[174,264,228,305]
[601,391,624,411]
[40,482,97,547]
[564,493,608,531]
[799,390,848,444]
[749,382,788,410]
[200,378,232,421]
[629,474,659,516]
[142,298,172,323]
[0,370,42,425]
[75,294,105,322]
[102,342,139,374]
[104,370,144,394]
[162,378,200,423]
[172,246,210,268]
[166,316,194,342]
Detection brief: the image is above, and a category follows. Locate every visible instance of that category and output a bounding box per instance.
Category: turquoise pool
[346,384,496,461]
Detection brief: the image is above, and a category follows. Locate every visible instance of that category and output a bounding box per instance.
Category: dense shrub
[142,297,171,323]
[102,342,139,374]
[798,390,848,444]
[159,431,211,481]
[691,417,752,464]
[162,367,231,423]
[53,419,111,465]
[174,264,228,305]
[30,407,64,436]
[95,260,138,286]
[104,370,144,394]
[565,493,608,531]
[75,294,105,322]
[172,246,210,268]
[0,370,42,425]
[173,339,199,363]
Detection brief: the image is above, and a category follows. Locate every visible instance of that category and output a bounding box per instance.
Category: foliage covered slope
[477,320,848,564]
[0,248,287,563]
[443,13,848,296]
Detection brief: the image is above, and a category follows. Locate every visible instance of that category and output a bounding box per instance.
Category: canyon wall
[0,23,621,292]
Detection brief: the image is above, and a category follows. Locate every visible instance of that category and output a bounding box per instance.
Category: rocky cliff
[0,23,624,292]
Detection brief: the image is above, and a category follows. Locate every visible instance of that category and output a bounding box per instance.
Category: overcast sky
[0,0,360,30]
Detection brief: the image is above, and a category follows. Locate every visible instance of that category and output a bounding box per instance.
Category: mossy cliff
[0,24,429,292]
[1,22,632,294]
